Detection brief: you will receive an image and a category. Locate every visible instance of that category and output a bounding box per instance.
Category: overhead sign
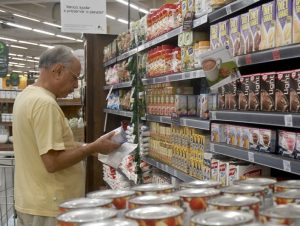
[0,41,8,77]
[60,0,107,34]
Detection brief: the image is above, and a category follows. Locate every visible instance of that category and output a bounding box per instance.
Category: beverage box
[261,1,276,50]
[275,71,292,112]
[260,72,276,111]
[276,0,293,47]
[258,129,277,154]
[290,69,300,112]
[278,130,297,158]
[238,75,251,111]
[248,74,261,111]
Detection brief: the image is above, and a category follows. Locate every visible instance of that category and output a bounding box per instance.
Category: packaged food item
[258,129,276,153]
[187,95,197,116]
[276,0,293,47]
[261,1,276,50]
[111,121,129,144]
[175,95,188,116]
[218,86,225,110]
[195,0,211,18]
[226,125,237,146]
[59,198,113,212]
[198,94,209,119]
[219,20,230,48]
[219,160,230,186]
[230,16,242,56]
[210,24,220,50]
[248,74,261,111]
[293,0,300,43]
[278,130,297,158]
[131,183,174,196]
[249,6,262,52]
[249,128,260,151]
[290,69,300,112]
[260,72,276,111]
[182,0,188,18]
[275,70,291,112]
[241,13,250,54]
[274,189,300,205]
[211,123,226,143]
[128,194,181,209]
[241,127,250,149]
[225,80,237,110]
[211,158,220,182]
[275,180,300,192]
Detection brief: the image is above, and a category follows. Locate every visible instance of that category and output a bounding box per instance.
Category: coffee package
[293,0,300,43]
[219,20,230,48]
[229,16,242,56]
[249,6,262,52]
[260,72,276,111]
[295,133,300,159]
[175,95,188,116]
[241,13,250,54]
[276,0,293,47]
[249,128,260,151]
[278,130,297,158]
[218,86,225,110]
[275,71,291,112]
[198,94,209,119]
[187,95,197,116]
[258,129,276,154]
[261,1,276,50]
[248,74,261,111]
[225,80,237,110]
[238,75,251,110]
[290,70,300,112]
[210,23,220,49]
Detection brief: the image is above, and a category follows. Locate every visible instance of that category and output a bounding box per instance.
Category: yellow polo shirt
[13,86,85,217]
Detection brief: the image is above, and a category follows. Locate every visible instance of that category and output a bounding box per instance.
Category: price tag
[283,160,291,172]
[106,85,113,100]
[201,14,208,24]
[185,72,191,79]
[248,152,255,162]
[245,54,252,65]
[284,115,293,127]
[225,6,232,14]
[272,48,281,60]
[210,143,215,152]
[211,111,216,120]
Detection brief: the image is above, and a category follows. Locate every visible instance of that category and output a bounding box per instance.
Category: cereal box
[219,20,230,47]
[241,127,250,150]
[175,95,187,116]
[249,6,262,52]
[261,1,276,50]
[210,23,220,49]
[260,72,276,111]
[229,16,242,56]
[219,160,230,186]
[227,125,237,146]
[211,158,220,182]
[278,130,297,158]
[258,129,276,154]
[238,75,250,110]
[293,0,300,43]
[248,74,261,111]
[203,152,213,180]
[275,71,291,112]
[249,128,260,151]
[187,95,197,116]
[198,94,209,119]
[241,13,249,54]
[236,126,242,147]
[290,69,300,112]
[218,86,225,110]
[211,123,226,143]
[276,0,293,47]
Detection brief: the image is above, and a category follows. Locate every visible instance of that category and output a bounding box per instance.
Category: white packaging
[211,158,220,182]
[219,160,230,186]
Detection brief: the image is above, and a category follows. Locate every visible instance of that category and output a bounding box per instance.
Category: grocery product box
[295,133,300,159]
[293,0,300,43]
[225,80,237,110]
[219,20,230,47]
[203,152,213,180]
[279,130,297,158]
[240,13,249,54]
[261,1,276,50]
[198,94,208,119]
[249,128,260,151]
[241,127,250,150]
[219,160,230,186]
[290,69,300,112]
[184,31,209,46]
[182,0,188,18]
[210,23,220,50]
[248,74,261,111]
[187,95,197,116]
[229,16,242,56]
[218,86,225,110]
[275,71,292,112]
[226,125,238,146]
[211,123,226,143]
[187,0,195,12]
[211,158,220,182]
[238,75,250,110]
[276,0,293,47]
[236,126,242,148]
[175,95,188,116]
[259,129,276,154]
[260,72,276,111]
[249,6,262,52]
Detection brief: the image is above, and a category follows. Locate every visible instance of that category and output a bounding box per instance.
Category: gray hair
[39,45,76,69]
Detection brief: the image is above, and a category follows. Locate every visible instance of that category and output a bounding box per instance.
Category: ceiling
[0,0,164,74]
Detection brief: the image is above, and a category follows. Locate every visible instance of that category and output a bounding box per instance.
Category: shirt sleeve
[32,102,66,155]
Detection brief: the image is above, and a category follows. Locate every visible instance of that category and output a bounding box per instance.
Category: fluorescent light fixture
[43,21,61,28]
[116,0,128,5]
[12,70,23,73]
[39,44,54,49]
[115,0,149,14]
[34,57,40,60]
[0,9,6,13]
[130,3,139,10]
[76,39,83,42]
[13,13,40,22]
[138,8,149,14]
[6,22,32,30]
[27,59,39,63]
[56,35,76,41]
[12,57,26,61]
[29,70,39,73]
[26,56,33,59]
[117,18,128,24]
[10,45,28,49]
[12,65,25,68]
[17,54,23,57]
[33,29,55,36]
[19,40,38,46]
[0,36,17,42]
[9,53,16,56]
[106,14,116,20]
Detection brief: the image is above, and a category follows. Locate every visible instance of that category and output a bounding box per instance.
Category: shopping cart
[0,151,16,226]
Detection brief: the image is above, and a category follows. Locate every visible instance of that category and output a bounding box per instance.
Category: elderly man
[13,45,119,226]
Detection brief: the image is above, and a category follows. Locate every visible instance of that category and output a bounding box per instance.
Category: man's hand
[91,131,121,155]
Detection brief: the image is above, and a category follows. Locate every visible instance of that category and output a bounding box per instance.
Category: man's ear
[51,64,64,78]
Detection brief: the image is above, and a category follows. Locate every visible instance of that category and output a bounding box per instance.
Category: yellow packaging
[276,0,293,47]
[293,0,300,43]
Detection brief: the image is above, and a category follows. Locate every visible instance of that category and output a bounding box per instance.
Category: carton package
[249,6,262,52]
[182,0,188,18]
[249,128,260,151]
[175,95,188,116]
[219,160,230,186]
[293,0,300,43]
[241,13,249,54]
[230,16,242,56]
[226,125,238,146]
[261,1,276,50]
[210,23,220,49]
[258,129,276,153]
[219,20,230,47]
[295,133,300,159]
[187,0,195,12]
[209,93,218,111]
[275,71,291,112]
[278,130,297,158]
[260,72,276,111]
[218,86,225,110]
[211,123,226,143]
[290,70,300,112]
[225,80,237,110]
[198,94,209,119]
[203,152,213,180]
[241,127,250,150]
[238,75,251,110]
[248,74,261,111]
[187,95,197,116]
[236,126,242,147]
[211,158,220,182]
[276,0,293,47]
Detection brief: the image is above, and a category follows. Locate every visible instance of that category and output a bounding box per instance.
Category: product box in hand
[260,72,276,111]
[293,0,300,43]
[175,95,188,116]
[211,123,226,143]
[275,70,291,112]
[218,86,226,110]
[249,6,262,52]
[248,74,261,111]
[290,69,300,112]
[238,75,250,110]
[258,129,276,154]
[219,20,230,48]
[229,16,242,56]
[187,95,197,116]
[224,80,237,110]
[210,23,220,50]
[279,130,297,158]
[276,0,293,47]
[249,128,260,151]
[261,1,276,50]
[241,13,250,54]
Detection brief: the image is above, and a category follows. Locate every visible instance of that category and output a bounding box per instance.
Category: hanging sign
[0,41,8,77]
[60,0,107,34]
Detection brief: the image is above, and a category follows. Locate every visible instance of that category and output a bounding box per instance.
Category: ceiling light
[39,44,54,49]
[0,36,17,42]
[9,53,16,56]
[12,57,26,61]
[34,57,40,60]
[17,54,23,57]
[106,14,116,20]
[130,3,139,10]
[0,10,6,13]
[117,18,128,24]
[27,56,33,59]
[12,65,25,68]
[33,29,55,36]
[76,39,83,42]
[43,21,61,28]
[10,45,28,49]
[29,70,39,73]
[13,13,40,22]
[27,59,39,63]
[19,40,38,46]
[116,0,128,5]
[6,22,32,30]
[115,0,149,14]
[56,35,76,41]
[12,70,23,73]
[138,8,149,14]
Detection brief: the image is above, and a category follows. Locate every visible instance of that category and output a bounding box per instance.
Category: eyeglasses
[63,66,83,81]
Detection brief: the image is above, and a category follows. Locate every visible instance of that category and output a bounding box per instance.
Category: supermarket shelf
[57,99,82,106]
[103,109,133,118]
[193,14,209,28]
[142,156,195,182]
[210,111,300,128]
[0,144,13,152]
[0,122,12,126]
[117,48,138,62]
[0,98,15,103]
[143,70,205,85]
[209,0,260,22]
[0,151,14,157]
[211,143,300,175]
[237,44,300,66]
[104,81,132,90]
[146,115,172,124]
[103,57,117,68]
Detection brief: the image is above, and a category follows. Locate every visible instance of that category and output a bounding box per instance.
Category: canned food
[190,210,254,225]
[125,205,184,226]
[131,183,174,195]
[56,208,117,226]
[273,189,300,205]
[86,190,135,209]
[207,195,260,218]
[260,204,300,225]
[128,194,181,209]
[59,198,113,212]
[180,180,221,189]
[80,219,138,226]
[244,224,282,226]
[234,178,276,194]
[275,180,300,192]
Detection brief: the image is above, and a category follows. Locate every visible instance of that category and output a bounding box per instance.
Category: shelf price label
[245,54,252,65]
[272,48,281,60]
[225,5,232,14]
[211,111,216,120]
[283,160,291,172]
[284,115,293,127]
[248,152,255,162]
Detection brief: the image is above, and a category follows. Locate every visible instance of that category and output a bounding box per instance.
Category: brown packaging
[218,86,225,110]
[225,81,237,110]
[238,75,250,111]
[248,74,261,111]
[260,72,276,111]
[290,69,300,112]
[275,71,291,112]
